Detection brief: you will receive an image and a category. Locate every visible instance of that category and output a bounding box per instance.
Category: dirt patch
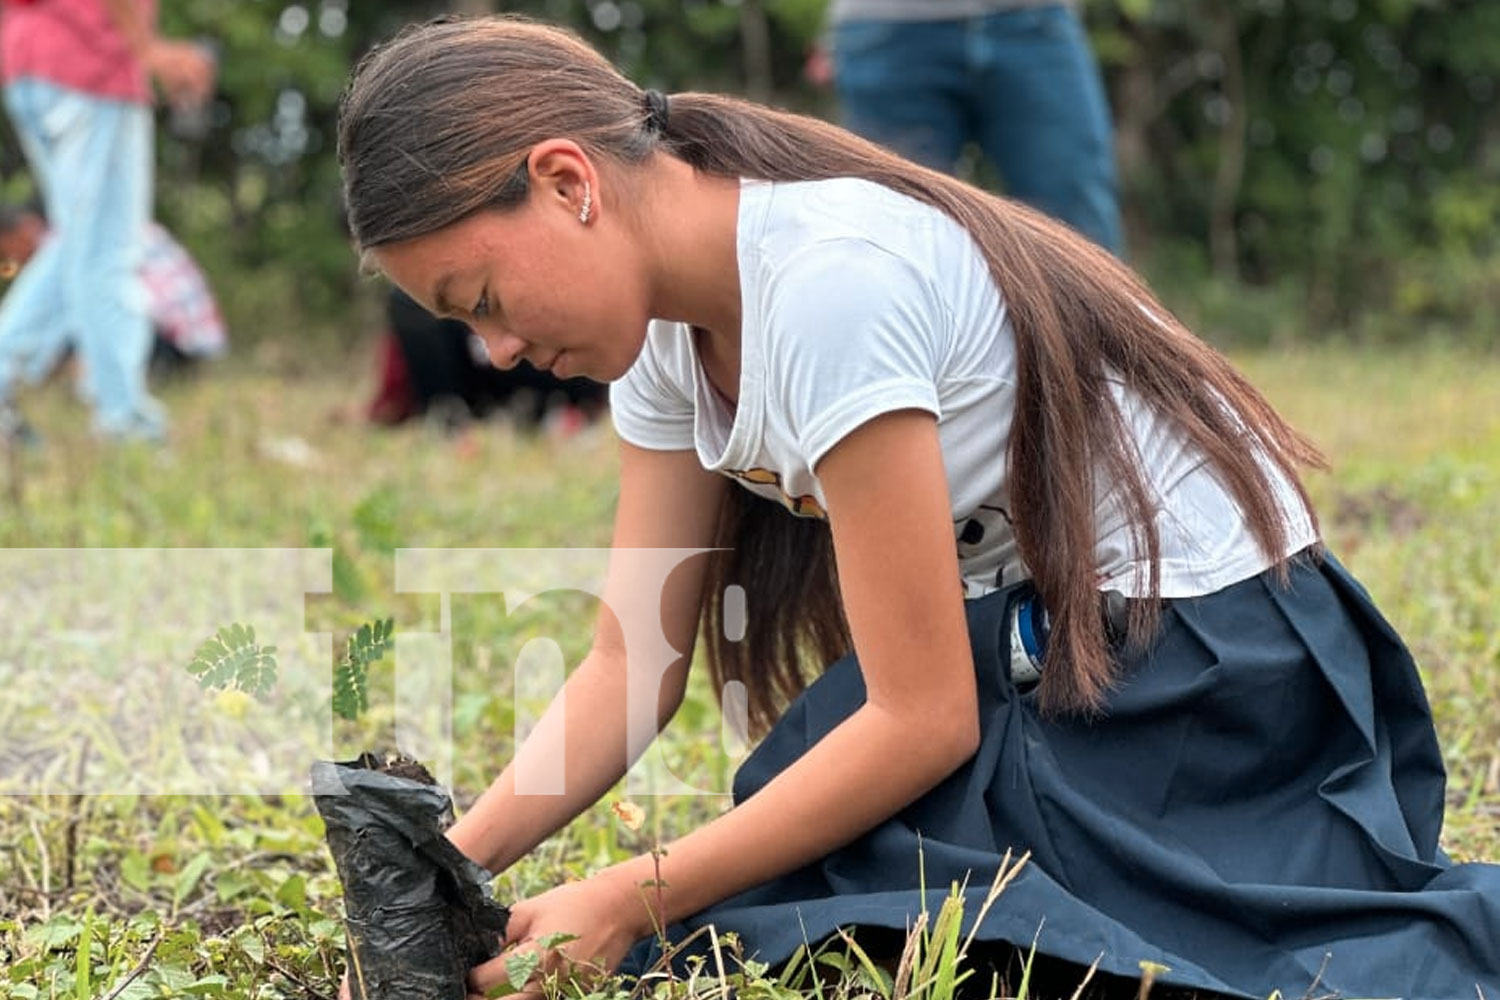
[1330,485,1427,537]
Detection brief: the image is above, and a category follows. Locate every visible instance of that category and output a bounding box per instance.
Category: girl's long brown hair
[339,15,1325,730]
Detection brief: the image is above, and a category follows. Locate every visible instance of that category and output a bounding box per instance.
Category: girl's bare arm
[596,408,981,934]
[446,441,727,874]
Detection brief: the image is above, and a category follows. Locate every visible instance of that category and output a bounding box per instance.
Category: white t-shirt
[610,178,1317,599]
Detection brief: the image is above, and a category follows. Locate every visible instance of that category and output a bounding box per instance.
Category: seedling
[187,617,510,1000]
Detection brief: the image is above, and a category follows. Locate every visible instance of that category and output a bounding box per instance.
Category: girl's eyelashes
[472,288,491,319]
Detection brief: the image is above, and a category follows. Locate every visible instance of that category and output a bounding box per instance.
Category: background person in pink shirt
[0,0,213,445]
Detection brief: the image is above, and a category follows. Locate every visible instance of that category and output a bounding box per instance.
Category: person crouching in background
[367,286,606,436]
[0,203,227,387]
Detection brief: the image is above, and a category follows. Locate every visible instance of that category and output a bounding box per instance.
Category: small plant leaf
[187,624,279,701]
[332,618,393,721]
[275,874,308,915]
[332,659,368,721]
[505,950,541,992]
[173,853,212,910]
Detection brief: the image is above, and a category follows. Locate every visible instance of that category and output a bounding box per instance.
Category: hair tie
[643,89,670,136]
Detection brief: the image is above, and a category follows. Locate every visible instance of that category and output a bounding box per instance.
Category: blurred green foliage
[1086,0,1500,343]
[146,0,835,347]
[0,0,1493,347]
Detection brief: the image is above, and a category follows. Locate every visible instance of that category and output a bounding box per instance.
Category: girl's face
[371,158,651,383]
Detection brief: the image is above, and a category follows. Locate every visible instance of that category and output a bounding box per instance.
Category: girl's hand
[467,873,653,1000]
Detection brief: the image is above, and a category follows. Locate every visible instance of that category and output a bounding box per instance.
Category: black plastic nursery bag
[312,754,510,1000]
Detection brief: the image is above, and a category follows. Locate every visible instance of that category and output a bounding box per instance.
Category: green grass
[1,342,1498,999]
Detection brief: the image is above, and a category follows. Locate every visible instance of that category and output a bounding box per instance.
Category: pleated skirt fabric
[625,552,1500,998]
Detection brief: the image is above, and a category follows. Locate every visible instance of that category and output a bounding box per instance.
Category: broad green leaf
[24,918,81,952]
[308,919,344,943]
[275,874,308,914]
[174,852,213,909]
[120,851,151,891]
[154,964,197,990]
[183,974,230,994]
[505,950,541,992]
[234,931,265,964]
[191,804,227,846]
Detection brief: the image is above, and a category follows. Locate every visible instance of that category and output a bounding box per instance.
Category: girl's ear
[527,140,597,222]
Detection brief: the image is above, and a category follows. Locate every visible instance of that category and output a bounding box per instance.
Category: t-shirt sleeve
[609,320,698,451]
[763,239,948,470]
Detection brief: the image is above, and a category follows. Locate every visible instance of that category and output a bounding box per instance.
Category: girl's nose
[480,332,528,370]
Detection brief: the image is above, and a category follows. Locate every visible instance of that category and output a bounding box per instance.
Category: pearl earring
[578,182,592,224]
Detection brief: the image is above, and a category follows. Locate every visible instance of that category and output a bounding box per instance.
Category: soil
[358,750,437,786]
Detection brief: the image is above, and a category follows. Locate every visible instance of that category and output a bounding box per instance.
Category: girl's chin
[587,356,634,384]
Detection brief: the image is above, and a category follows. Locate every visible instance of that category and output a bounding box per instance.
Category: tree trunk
[1209,6,1245,281]
[1112,29,1158,260]
[740,0,773,102]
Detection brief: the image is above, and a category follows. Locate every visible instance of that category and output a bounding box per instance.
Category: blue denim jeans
[833,5,1123,254]
[0,77,163,439]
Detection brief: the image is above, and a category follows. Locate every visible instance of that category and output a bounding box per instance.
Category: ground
[0,342,1497,999]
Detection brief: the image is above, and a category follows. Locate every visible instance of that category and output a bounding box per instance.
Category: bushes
[1,0,1485,347]
[1089,0,1500,342]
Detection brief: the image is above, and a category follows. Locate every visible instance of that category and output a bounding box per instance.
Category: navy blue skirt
[625,552,1500,998]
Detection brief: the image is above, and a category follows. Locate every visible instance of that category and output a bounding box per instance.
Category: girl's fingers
[467,952,511,994]
[466,973,545,1000]
[468,943,547,995]
[469,940,576,998]
[502,904,534,946]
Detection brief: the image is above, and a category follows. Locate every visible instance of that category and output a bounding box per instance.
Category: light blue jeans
[833,5,1123,254]
[0,77,163,439]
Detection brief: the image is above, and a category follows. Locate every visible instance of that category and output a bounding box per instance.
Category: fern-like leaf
[187,624,279,701]
[332,658,368,721]
[331,617,394,721]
